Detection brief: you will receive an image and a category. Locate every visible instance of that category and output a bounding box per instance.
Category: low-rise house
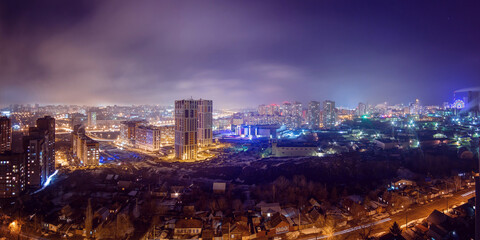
[213,182,226,194]
[392,179,415,188]
[266,213,291,236]
[227,222,251,240]
[174,218,203,238]
[257,202,281,217]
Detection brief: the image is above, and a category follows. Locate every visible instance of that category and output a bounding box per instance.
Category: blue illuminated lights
[32,170,59,194]
[43,170,59,187]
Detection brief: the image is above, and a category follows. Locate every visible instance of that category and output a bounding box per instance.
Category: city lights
[0,1,479,240]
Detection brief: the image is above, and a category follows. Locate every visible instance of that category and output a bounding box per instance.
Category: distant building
[0,152,25,198]
[281,102,292,116]
[258,104,267,116]
[0,117,12,154]
[119,120,146,146]
[87,111,97,128]
[271,142,319,157]
[197,99,213,147]
[233,124,278,139]
[174,99,213,160]
[135,125,161,151]
[322,100,336,128]
[36,116,55,177]
[72,125,99,166]
[307,101,320,129]
[357,102,367,116]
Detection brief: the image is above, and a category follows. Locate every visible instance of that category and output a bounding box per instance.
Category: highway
[301,186,475,239]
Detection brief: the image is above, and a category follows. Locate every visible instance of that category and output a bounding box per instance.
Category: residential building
[36,116,55,177]
[307,101,320,129]
[0,117,12,154]
[87,111,97,128]
[135,125,161,151]
[357,102,367,116]
[174,99,213,160]
[23,128,47,188]
[72,125,99,166]
[322,100,336,128]
[119,120,146,146]
[175,99,199,160]
[197,99,213,147]
[0,152,25,198]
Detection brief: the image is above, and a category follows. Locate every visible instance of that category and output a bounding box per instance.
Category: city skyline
[1,1,480,239]
[1,1,480,108]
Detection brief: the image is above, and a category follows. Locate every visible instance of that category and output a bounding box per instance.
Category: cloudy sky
[1,1,479,108]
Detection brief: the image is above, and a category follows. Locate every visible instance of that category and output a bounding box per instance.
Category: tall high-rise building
[175,99,199,160]
[174,99,213,160]
[0,152,25,198]
[409,99,421,115]
[281,102,292,116]
[322,100,336,128]
[307,101,320,129]
[198,100,213,147]
[357,102,367,116]
[23,127,47,188]
[0,117,12,154]
[292,101,303,128]
[36,116,55,177]
[87,111,97,128]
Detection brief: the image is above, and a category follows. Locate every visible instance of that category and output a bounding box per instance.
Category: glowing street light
[9,220,21,235]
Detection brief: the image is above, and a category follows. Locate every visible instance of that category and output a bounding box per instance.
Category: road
[300,187,475,239]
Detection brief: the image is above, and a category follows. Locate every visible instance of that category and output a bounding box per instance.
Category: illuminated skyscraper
[0,117,12,154]
[292,101,303,128]
[23,127,47,188]
[307,101,320,129]
[174,99,213,160]
[357,102,367,116]
[322,100,336,128]
[175,99,199,160]
[197,99,213,147]
[36,116,55,177]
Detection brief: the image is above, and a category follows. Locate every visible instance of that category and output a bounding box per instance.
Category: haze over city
[1,1,480,240]
[1,1,480,108]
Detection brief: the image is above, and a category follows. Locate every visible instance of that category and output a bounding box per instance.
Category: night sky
[1,1,479,108]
